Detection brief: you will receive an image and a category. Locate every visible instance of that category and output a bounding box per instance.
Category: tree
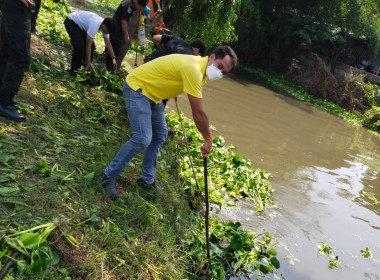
[164,0,241,49]
[232,0,380,72]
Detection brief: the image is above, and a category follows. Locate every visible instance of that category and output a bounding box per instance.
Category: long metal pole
[204,156,211,268]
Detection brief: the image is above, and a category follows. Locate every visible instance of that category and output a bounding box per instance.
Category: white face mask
[206,60,223,81]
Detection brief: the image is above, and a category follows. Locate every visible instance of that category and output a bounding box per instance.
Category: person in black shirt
[144,34,206,63]
[106,0,148,70]
[144,34,206,107]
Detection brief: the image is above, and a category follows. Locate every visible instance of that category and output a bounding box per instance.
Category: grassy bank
[0,1,281,279]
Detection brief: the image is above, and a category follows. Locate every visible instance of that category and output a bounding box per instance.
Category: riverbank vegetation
[0,1,282,279]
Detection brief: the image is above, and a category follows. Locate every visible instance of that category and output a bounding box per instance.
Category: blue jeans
[104,82,168,184]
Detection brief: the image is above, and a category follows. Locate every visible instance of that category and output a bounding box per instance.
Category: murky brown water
[167,75,380,280]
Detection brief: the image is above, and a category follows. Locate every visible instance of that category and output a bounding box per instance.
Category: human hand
[20,0,34,7]
[125,35,131,44]
[112,59,117,70]
[201,140,212,157]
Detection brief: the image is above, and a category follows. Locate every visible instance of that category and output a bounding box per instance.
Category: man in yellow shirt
[103,45,237,199]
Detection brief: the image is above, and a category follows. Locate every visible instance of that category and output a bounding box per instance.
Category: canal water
[167,75,380,280]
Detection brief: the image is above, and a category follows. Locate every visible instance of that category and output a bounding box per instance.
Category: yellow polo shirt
[126,54,208,103]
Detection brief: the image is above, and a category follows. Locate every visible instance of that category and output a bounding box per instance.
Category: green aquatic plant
[318,242,333,255]
[360,247,373,258]
[328,256,341,269]
[360,190,379,205]
[166,112,276,211]
[317,242,341,269]
[184,217,280,279]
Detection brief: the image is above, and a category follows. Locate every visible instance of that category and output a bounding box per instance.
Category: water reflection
[167,75,380,280]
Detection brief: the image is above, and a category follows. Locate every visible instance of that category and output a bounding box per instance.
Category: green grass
[0,36,192,278]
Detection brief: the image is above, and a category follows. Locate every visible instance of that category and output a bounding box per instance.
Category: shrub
[287,52,372,113]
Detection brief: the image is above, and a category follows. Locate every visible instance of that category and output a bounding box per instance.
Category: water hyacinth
[166,112,276,211]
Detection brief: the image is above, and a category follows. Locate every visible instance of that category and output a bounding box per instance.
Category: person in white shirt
[64,11,118,76]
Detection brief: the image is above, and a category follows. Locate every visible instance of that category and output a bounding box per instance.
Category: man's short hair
[190,40,206,57]
[102,17,117,34]
[212,45,238,70]
[137,0,148,6]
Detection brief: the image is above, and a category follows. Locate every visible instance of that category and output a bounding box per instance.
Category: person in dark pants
[64,11,118,76]
[106,0,148,70]
[31,0,41,35]
[144,33,206,107]
[0,0,33,122]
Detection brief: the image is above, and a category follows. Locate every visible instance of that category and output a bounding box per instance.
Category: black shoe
[31,28,40,36]
[137,178,164,190]
[66,69,77,77]
[0,104,26,122]
[103,174,119,200]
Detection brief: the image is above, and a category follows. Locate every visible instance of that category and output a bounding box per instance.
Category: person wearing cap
[144,34,206,107]
[106,0,148,70]
[64,11,118,76]
[102,45,238,199]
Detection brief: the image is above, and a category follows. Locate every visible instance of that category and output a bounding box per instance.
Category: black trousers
[106,30,123,70]
[0,0,31,105]
[64,17,95,72]
[31,0,41,30]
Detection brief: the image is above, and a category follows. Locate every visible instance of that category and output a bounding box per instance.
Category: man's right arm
[187,94,213,157]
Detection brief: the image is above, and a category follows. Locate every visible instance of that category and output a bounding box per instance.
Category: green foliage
[38,0,71,48]
[0,223,58,278]
[363,106,380,132]
[166,112,276,211]
[360,247,373,258]
[185,218,281,278]
[83,0,119,15]
[76,68,124,95]
[360,190,380,205]
[232,0,380,71]
[168,0,241,49]
[317,242,341,269]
